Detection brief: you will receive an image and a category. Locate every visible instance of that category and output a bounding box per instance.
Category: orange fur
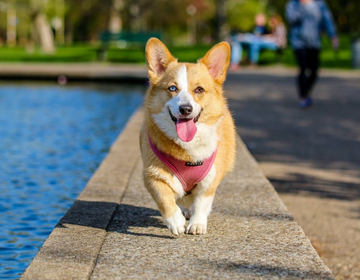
[140,38,236,235]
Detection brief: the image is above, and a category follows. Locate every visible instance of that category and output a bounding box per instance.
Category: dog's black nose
[179,105,193,116]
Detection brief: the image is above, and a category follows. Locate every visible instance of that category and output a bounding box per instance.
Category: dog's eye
[195,87,204,94]
[168,86,177,92]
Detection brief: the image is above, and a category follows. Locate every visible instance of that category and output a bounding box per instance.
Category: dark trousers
[294,48,320,98]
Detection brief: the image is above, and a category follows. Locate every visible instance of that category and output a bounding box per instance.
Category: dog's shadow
[109,203,174,239]
[56,200,173,239]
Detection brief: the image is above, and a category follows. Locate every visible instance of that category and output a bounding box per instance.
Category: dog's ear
[146,38,176,83]
[199,42,230,84]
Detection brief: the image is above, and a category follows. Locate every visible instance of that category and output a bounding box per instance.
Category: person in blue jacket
[286,0,338,108]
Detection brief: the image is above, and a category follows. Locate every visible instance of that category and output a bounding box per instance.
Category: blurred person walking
[286,0,338,108]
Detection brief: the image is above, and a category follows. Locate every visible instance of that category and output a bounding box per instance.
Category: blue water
[0,82,145,279]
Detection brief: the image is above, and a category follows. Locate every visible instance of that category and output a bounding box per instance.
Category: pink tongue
[176,119,197,142]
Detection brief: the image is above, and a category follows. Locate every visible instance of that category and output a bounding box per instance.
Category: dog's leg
[186,194,214,235]
[145,178,186,235]
[186,166,219,235]
[177,194,194,219]
[163,206,186,236]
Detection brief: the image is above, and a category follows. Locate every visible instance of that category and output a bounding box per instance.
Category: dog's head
[145,38,230,143]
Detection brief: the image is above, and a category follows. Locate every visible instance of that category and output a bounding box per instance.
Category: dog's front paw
[164,208,186,236]
[186,223,207,235]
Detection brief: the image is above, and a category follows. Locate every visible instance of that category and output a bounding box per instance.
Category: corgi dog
[140,38,236,235]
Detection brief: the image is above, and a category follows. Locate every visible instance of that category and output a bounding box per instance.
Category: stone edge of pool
[20,107,334,279]
[0,63,148,83]
[0,63,359,82]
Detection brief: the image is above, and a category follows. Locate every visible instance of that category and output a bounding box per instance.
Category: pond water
[0,82,145,279]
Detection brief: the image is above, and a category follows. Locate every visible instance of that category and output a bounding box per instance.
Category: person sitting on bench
[230,13,287,69]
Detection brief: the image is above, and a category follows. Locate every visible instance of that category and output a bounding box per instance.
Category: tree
[64,0,111,43]
[325,0,360,34]
[30,0,55,53]
[268,0,360,34]
[108,0,123,33]
[227,0,267,33]
[216,0,227,41]
[119,0,216,44]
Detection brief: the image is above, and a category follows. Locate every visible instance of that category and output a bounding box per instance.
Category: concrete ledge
[21,108,334,279]
[0,63,359,82]
[0,63,148,82]
[21,109,144,280]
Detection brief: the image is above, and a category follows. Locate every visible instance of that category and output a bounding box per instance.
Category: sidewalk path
[21,108,333,279]
[15,63,359,278]
[226,67,360,279]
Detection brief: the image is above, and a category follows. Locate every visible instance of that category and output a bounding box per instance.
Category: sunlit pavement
[226,67,360,279]
[4,63,359,278]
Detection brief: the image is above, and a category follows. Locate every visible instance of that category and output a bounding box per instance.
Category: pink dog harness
[148,136,217,193]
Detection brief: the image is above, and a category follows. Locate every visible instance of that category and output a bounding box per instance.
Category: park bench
[98,31,162,61]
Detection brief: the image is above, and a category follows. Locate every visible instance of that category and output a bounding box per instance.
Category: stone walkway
[21,109,333,279]
[15,63,360,279]
[226,67,360,279]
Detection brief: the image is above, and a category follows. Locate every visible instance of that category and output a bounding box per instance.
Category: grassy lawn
[258,47,352,69]
[258,34,353,69]
[0,35,354,69]
[106,44,213,63]
[0,45,97,62]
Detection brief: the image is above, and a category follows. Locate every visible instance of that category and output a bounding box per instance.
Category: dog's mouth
[169,109,201,142]
[168,109,201,124]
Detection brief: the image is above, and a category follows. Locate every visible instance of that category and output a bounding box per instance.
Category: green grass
[0,35,355,69]
[106,45,215,63]
[0,45,97,62]
[258,34,353,69]
[0,44,214,64]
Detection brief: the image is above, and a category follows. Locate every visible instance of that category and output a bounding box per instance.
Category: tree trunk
[32,12,55,53]
[7,4,17,47]
[216,0,228,41]
[108,0,123,33]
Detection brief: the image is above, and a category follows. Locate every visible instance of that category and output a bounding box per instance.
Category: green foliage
[65,0,111,42]
[227,0,268,32]
[257,34,353,69]
[267,0,288,20]
[318,0,360,34]
[120,0,216,44]
[0,44,218,63]
[269,0,360,34]
[0,34,354,69]
[0,45,97,62]
[107,45,213,63]
[2,0,360,50]
[169,45,213,62]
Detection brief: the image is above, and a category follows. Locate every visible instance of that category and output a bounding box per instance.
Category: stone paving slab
[0,63,147,81]
[21,109,143,280]
[22,108,334,279]
[224,68,360,279]
[90,133,333,280]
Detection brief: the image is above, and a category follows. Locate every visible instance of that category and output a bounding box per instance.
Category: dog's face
[145,39,230,144]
